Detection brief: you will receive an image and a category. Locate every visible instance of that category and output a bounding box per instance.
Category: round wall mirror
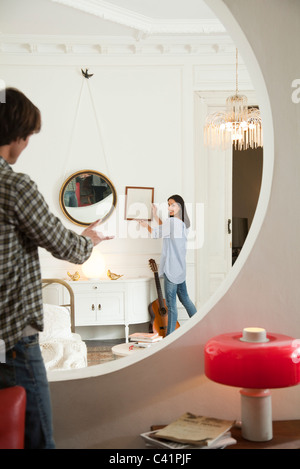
[59,170,117,226]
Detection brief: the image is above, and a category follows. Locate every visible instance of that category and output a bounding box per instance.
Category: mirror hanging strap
[62,70,111,180]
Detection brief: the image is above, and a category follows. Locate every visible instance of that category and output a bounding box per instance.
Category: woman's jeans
[164,274,197,335]
[0,334,55,449]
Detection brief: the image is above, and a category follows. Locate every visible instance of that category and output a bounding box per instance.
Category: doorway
[232,147,263,264]
[194,92,263,307]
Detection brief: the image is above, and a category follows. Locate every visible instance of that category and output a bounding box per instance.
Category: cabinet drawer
[72,282,102,294]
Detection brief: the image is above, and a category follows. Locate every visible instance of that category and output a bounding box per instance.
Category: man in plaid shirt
[0,88,114,448]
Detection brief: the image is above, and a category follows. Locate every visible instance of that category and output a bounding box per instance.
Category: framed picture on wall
[125,186,154,221]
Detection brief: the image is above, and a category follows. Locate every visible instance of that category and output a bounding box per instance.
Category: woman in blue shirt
[140,195,197,335]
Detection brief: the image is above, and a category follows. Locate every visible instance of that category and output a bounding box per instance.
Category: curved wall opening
[47,0,274,383]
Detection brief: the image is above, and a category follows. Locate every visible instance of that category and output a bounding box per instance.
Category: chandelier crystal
[204,49,263,151]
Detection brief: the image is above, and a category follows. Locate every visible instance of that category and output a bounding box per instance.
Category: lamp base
[240,388,273,442]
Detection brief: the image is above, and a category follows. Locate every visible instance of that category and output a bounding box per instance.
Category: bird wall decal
[81,68,94,79]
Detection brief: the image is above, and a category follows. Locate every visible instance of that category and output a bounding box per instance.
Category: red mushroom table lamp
[204,327,300,442]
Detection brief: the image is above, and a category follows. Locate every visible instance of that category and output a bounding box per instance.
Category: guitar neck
[154,272,164,308]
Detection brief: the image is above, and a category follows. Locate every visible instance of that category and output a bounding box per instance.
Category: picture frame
[125,186,154,221]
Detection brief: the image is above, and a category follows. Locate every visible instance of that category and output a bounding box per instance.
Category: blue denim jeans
[164,274,197,335]
[0,334,55,449]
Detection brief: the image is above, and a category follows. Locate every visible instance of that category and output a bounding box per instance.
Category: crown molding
[50,0,226,37]
[0,33,234,57]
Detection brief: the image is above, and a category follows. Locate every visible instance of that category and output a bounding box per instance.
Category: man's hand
[81,219,114,246]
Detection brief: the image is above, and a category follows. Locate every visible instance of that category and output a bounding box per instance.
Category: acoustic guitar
[148,259,180,337]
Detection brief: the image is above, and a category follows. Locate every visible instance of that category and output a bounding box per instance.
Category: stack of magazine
[129,332,163,348]
[141,412,237,449]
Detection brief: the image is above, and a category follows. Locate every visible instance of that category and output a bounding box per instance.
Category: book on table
[141,412,235,448]
[129,332,163,343]
[141,430,236,449]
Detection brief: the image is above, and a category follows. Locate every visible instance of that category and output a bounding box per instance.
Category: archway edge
[50,1,300,449]
[48,0,275,384]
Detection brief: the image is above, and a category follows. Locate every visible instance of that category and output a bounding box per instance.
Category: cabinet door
[96,292,125,324]
[75,294,98,325]
[127,282,151,323]
[74,292,125,326]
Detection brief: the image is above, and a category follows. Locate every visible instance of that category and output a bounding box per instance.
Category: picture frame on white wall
[125,186,154,221]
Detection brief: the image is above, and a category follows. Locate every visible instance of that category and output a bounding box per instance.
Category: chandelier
[204,49,263,151]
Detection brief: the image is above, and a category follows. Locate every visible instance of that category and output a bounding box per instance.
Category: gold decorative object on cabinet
[67,271,80,281]
[107,270,123,280]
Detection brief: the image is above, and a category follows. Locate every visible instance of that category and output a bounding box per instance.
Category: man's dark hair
[0,87,41,145]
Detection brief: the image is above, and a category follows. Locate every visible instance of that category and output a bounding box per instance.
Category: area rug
[86,344,115,367]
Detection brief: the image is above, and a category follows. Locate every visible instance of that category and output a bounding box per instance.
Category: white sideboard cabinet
[64,278,152,342]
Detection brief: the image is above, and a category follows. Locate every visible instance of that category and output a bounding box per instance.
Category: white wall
[4,63,184,273]
[0,35,252,329]
[1,58,197,329]
[1,0,299,449]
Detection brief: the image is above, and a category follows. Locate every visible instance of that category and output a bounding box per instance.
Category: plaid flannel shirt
[0,157,93,351]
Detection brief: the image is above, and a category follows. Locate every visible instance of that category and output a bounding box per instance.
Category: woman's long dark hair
[168,194,190,228]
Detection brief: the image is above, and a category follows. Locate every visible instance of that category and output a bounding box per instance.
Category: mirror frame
[59,170,117,227]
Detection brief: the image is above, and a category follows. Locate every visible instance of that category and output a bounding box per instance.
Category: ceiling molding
[0,33,234,57]
[50,0,226,37]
